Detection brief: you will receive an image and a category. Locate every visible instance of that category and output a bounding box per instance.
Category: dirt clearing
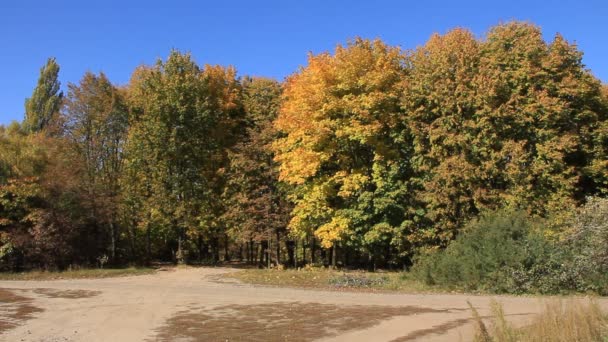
[0,267,605,341]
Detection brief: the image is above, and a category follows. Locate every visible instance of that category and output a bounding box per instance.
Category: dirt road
[0,267,603,341]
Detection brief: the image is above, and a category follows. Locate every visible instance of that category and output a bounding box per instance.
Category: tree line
[1,21,607,270]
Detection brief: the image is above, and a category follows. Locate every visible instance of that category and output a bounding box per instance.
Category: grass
[225,266,432,293]
[0,267,155,280]
[472,299,608,342]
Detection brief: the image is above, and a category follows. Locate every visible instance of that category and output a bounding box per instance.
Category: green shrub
[412,209,560,293]
[413,210,585,294]
[412,200,608,295]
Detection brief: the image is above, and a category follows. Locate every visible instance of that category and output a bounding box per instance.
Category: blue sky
[1,0,606,125]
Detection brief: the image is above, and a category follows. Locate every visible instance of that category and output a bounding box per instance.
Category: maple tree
[274,38,411,266]
[401,22,608,249]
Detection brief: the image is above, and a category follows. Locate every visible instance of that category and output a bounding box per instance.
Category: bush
[412,200,608,295]
[412,209,551,293]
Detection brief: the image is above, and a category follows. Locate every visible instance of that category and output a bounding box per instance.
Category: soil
[0,267,605,341]
[0,288,43,334]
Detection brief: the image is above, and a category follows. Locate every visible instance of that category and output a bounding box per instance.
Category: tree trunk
[259,240,270,268]
[344,246,350,269]
[109,222,116,263]
[175,218,186,265]
[267,229,273,268]
[302,239,306,266]
[177,234,183,264]
[267,238,271,269]
[224,234,230,262]
[128,222,137,263]
[197,234,203,263]
[367,253,377,272]
[321,249,327,267]
[146,224,151,266]
[311,237,316,264]
[286,240,295,268]
[248,239,253,264]
[385,244,391,270]
[257,242,263,268]
[211,236,220,264]
[275,230,281,265]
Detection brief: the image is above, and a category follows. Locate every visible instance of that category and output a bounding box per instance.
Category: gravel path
[0,267,604,341]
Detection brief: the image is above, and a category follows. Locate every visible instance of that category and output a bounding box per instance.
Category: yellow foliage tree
[274,38,408,256]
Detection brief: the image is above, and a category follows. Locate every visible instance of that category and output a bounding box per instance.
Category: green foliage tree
[24,58,63,134]
[401,22,608,249]
[401,28,482,247]
[474,23,606,213]
[122,51,244,264]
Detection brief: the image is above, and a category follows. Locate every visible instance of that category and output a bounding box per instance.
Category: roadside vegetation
[472,299,608,342]
[412,198,608,295]
[227,267,429,292]
[230,198,608,296]
[0,267,155,281]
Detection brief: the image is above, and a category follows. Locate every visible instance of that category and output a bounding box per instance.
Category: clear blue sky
[1,0,606,125]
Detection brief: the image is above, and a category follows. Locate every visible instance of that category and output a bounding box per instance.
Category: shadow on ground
[0,288,43,333]
[0,287,101,334]
[152,301,456,342]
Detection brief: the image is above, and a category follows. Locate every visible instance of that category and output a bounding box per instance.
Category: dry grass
[225,267,430,293]
[0,267,155,281]
[472,299,608,342]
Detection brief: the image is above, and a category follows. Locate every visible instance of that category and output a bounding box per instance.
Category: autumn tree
[0,127,85,270]
[62,71,129,263]
[401,22,608,247]
[587,84,608,195]
[474,23,607,213]
[274,39,411,267]
[400,28,484,247]
[24,58,63,134]
[223,77,291,266]
[122,51,244,264]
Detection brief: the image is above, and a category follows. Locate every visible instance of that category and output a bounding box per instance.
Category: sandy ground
[0,267,605,342]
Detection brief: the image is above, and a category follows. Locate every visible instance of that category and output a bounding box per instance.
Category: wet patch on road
[152,302,446,341]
